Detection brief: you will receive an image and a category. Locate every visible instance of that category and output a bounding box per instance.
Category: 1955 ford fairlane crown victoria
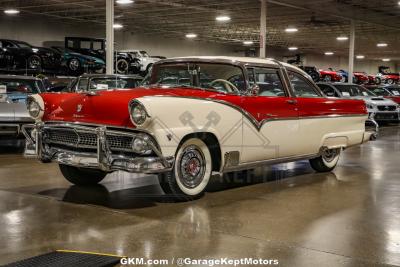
[23,57,377,201]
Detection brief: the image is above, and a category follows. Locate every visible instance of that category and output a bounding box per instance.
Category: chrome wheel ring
[117,60,128,74]
[177,145,206,189]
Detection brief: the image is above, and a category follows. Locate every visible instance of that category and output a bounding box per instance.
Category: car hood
[42,87,218,127]
[350,96,398,105]
[67,52,104,63]
[0,95,31,122]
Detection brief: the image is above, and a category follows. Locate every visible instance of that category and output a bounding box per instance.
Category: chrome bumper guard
[22,123,174,174]
[363,119,378,142]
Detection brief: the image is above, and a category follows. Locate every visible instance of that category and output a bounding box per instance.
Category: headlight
[129,100,150,126]
[131,134,152,154]
[26,96,44,120]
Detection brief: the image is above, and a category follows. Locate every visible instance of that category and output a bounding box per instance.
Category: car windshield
[140,51,150,57]
[369,87,391,96]
[88,77,141,91]
[334,84,375,97]
[385,87,400,96]
[145,63,246,93]
[15,41,32,49]
[0,79,43,94]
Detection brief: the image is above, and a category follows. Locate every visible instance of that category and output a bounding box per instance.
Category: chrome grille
[44,128,136,152]
[377,105,397,111]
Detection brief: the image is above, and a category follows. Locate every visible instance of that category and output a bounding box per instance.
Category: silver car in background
[0,75,44,137]
[317,82,400,122]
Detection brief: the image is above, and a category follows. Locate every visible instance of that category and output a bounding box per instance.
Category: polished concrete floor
[0,126,400,266]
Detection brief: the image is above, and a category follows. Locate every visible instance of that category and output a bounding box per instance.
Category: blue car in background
[0,75,44,137]
[52,46,105,75]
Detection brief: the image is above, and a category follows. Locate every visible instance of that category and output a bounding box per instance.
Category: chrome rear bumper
[363,119,378,142]
[22,123,174,174]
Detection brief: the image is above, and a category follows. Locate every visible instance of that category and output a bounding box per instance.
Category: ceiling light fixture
[285,27,298,33]
[113,24,124,29]
[382,58,391,62]
[216,15,231,22]
[4,9,20,14]
[324,52,334,55]
[243,41,254,45]
[336,36,348,41]
[116,0,134,4]
[288,47,298,51]
[185,33,197,38]
[356,55,365,59]
[377,43,388,47]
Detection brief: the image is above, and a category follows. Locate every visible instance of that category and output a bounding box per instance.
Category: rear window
[334,85,375,97]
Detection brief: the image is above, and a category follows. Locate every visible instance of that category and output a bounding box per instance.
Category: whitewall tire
[158,138,212,201]
[309,148,341,172]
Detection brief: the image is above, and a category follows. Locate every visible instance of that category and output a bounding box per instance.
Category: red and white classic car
[23,57,377,201]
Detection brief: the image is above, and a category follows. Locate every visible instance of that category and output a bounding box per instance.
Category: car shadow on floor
[0,140,25,154]
[37,161,322,210]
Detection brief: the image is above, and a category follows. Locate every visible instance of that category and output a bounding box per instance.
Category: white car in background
[119,50,161,74]
[317,82,400,123]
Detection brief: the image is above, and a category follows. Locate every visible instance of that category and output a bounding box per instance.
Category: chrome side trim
[0,124,20,135]
[140,95,367,131]
[222,153,320,173]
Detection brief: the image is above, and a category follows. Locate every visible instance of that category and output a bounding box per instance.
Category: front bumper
[0,121,32,136]
[369,112,400,121]
[363,119,379,142]
[22,123,174,174]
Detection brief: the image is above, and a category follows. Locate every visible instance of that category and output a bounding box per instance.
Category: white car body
[119,50,160,72]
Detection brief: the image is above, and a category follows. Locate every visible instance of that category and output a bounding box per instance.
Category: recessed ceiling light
[113,24,124,29]
[382,58,391,62]
[4,9,20,14]
[336,36,348,41]
[288,47,298,51]
[116,0,134,4]
[243,41,254,45]
[356,55,365,59]
[285,27,298,33]
[185,33,197,38]
[324,52,334,55]
[216,15,231,22]
[377,43,388,47]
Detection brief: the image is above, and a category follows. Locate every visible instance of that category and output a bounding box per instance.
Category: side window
[77,78,89,91]
[318,84,337,97]
[288,71,320,98]
[247,67,286,96]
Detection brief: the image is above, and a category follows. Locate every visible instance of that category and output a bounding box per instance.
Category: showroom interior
[0,0,400,266]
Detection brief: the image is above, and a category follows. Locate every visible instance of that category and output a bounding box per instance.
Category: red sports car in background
[377,66,400,85]
[353,72,369,84]
[319,69,343,82]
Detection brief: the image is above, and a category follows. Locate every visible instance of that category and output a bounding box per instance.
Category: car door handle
[286,99,297,105]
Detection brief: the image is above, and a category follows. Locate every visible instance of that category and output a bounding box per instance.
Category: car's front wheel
[309,148,341,172]
[158,138,212,201]
[59,164,107,186]
[116,58,129,74]
[68,58,81,73]
[386,78,395,85]
[27,55,42,69]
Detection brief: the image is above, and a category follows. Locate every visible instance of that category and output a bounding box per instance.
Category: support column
[106,0,114,74]
[348,20,355,84]
[260,0,267,58]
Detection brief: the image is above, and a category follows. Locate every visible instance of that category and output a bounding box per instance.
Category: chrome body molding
[22,122,174,174]
[0,123,21,135]
[222,153,321,173]
[141,95,367,131]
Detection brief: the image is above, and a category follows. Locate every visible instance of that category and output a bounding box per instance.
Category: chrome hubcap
[322,148,340,163]
[117,60,128,73]
[178,145,206,189]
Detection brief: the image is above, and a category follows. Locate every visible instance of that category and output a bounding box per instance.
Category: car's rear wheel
[158,138,212,201]
[59,164,107,186]
[27,55,42,69]
[375,77,381,85]
[309,148,341,172]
